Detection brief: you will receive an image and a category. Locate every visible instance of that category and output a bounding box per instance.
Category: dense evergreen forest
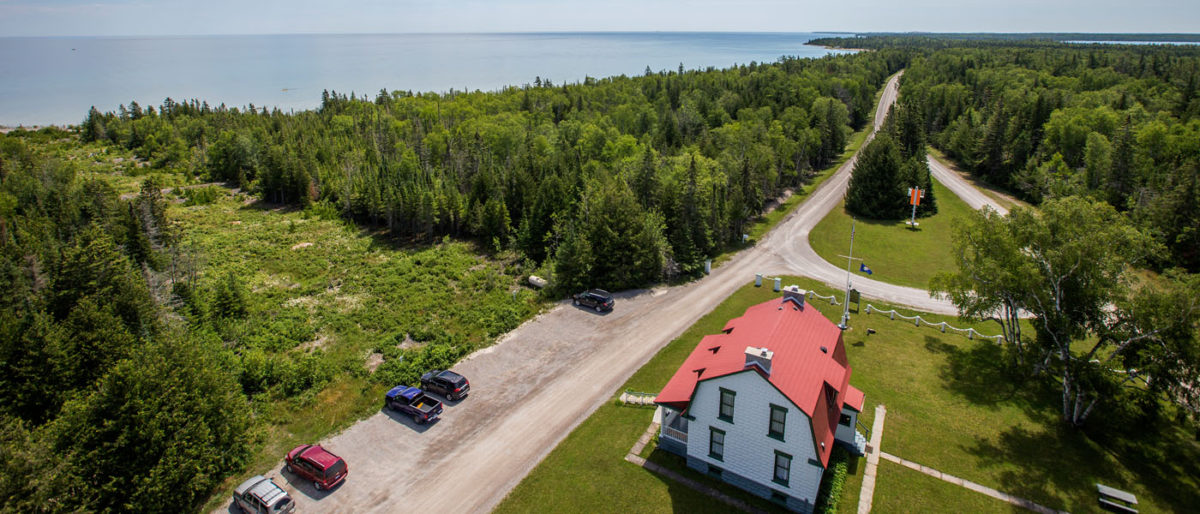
[78,51,902,290]
[816,36,1200,271]
[0,130,251,511]
[1,51,902,511]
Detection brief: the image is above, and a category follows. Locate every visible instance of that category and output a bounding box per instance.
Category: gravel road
[927,154,1009,215]
[230,71,1008,514]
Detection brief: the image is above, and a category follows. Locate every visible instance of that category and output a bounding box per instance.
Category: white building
[655,290,865,512]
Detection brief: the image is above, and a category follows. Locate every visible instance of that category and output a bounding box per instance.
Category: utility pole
[837,220,860,330]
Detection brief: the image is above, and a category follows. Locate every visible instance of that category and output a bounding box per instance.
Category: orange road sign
[908,187,924,206]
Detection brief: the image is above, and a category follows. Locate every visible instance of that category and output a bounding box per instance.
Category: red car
[285,444,348,491]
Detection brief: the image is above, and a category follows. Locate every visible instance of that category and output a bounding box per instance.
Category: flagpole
[839,219,856,330]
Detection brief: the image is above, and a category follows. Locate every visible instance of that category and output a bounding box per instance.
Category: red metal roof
[655,296,858,467]
[844,384,865,412]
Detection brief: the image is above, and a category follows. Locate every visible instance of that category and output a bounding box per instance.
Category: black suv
[420,369,470,401]
[573,289,615,312]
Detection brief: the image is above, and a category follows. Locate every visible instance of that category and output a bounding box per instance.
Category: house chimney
[744,346,773,375]
[782,285,806,310]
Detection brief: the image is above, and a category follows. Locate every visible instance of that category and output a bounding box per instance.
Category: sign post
[906,186,925,229]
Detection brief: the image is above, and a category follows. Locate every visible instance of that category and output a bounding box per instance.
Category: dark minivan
[421,369,470,401]
[573,289,615,312]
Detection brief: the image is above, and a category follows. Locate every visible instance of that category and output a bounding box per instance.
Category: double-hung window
[709,427,725,461]
[773,451,792,487]
[718,388,736,422]
[768,404,787,440]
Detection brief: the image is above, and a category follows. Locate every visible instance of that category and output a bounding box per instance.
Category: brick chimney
[782,285,806,310]
[744,346,774,375]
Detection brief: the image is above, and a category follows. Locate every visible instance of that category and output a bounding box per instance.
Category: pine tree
[845,134,908,219]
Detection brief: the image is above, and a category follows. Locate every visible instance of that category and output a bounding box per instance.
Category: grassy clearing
[176,190,544,510]
[497,276,1199,513]
[807,175,976,289]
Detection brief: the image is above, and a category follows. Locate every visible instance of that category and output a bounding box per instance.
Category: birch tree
[932,197,1199,426]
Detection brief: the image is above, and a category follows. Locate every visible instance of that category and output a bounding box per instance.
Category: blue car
[385,385,444,424]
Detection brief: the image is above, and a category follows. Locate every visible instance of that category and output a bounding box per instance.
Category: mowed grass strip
[497,276,1200,513]
[808,175,976,289]
[871,460,1013,513]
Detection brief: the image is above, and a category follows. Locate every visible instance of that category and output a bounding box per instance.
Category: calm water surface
[0,32,853,126]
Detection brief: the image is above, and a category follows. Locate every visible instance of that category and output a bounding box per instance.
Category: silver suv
[233,475,295,513]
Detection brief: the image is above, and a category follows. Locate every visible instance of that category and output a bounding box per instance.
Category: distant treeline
[817,36,1200,271]
[829,33,1200,44]
[77,51,905,291]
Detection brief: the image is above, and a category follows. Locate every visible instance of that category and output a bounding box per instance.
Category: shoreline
[1,124,72,134]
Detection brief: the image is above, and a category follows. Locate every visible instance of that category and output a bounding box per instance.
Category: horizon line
[1,30,860,39]
[5,30,1200,39]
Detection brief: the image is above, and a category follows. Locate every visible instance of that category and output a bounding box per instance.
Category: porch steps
[852,430,868,456]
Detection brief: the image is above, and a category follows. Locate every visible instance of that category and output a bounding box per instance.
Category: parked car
[233,475,295,514]
[573,288,615,312]
[285,444,348,491]
[385,385,444,424]
[421,369,471,401]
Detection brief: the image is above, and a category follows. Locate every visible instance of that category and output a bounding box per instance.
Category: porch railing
[662,425,688,443]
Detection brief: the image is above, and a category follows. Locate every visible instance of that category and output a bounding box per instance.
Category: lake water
[0,32,854,126]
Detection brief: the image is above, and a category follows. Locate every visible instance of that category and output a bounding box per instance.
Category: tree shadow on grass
[964,419,1200,513]
[643,447,789,514]
[924,336,1047,415]
[921,338,1200,512]
[238,198,451,254]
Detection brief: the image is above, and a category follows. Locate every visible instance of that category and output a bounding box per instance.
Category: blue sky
[1,0,1198,37]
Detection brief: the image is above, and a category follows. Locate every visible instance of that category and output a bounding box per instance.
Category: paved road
[236,71,1008,514]
[762,72,1010,314]
[764,71,960,314]
[927,155,1009,216]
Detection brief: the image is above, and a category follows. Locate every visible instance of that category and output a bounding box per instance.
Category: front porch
[656,406,689,456]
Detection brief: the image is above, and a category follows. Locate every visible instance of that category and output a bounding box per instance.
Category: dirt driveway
[229,71,990,513]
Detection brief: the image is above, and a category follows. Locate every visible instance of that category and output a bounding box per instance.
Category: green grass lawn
[872,461,1014,513]
[808,175,977,289]
[496,277,1200,513]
